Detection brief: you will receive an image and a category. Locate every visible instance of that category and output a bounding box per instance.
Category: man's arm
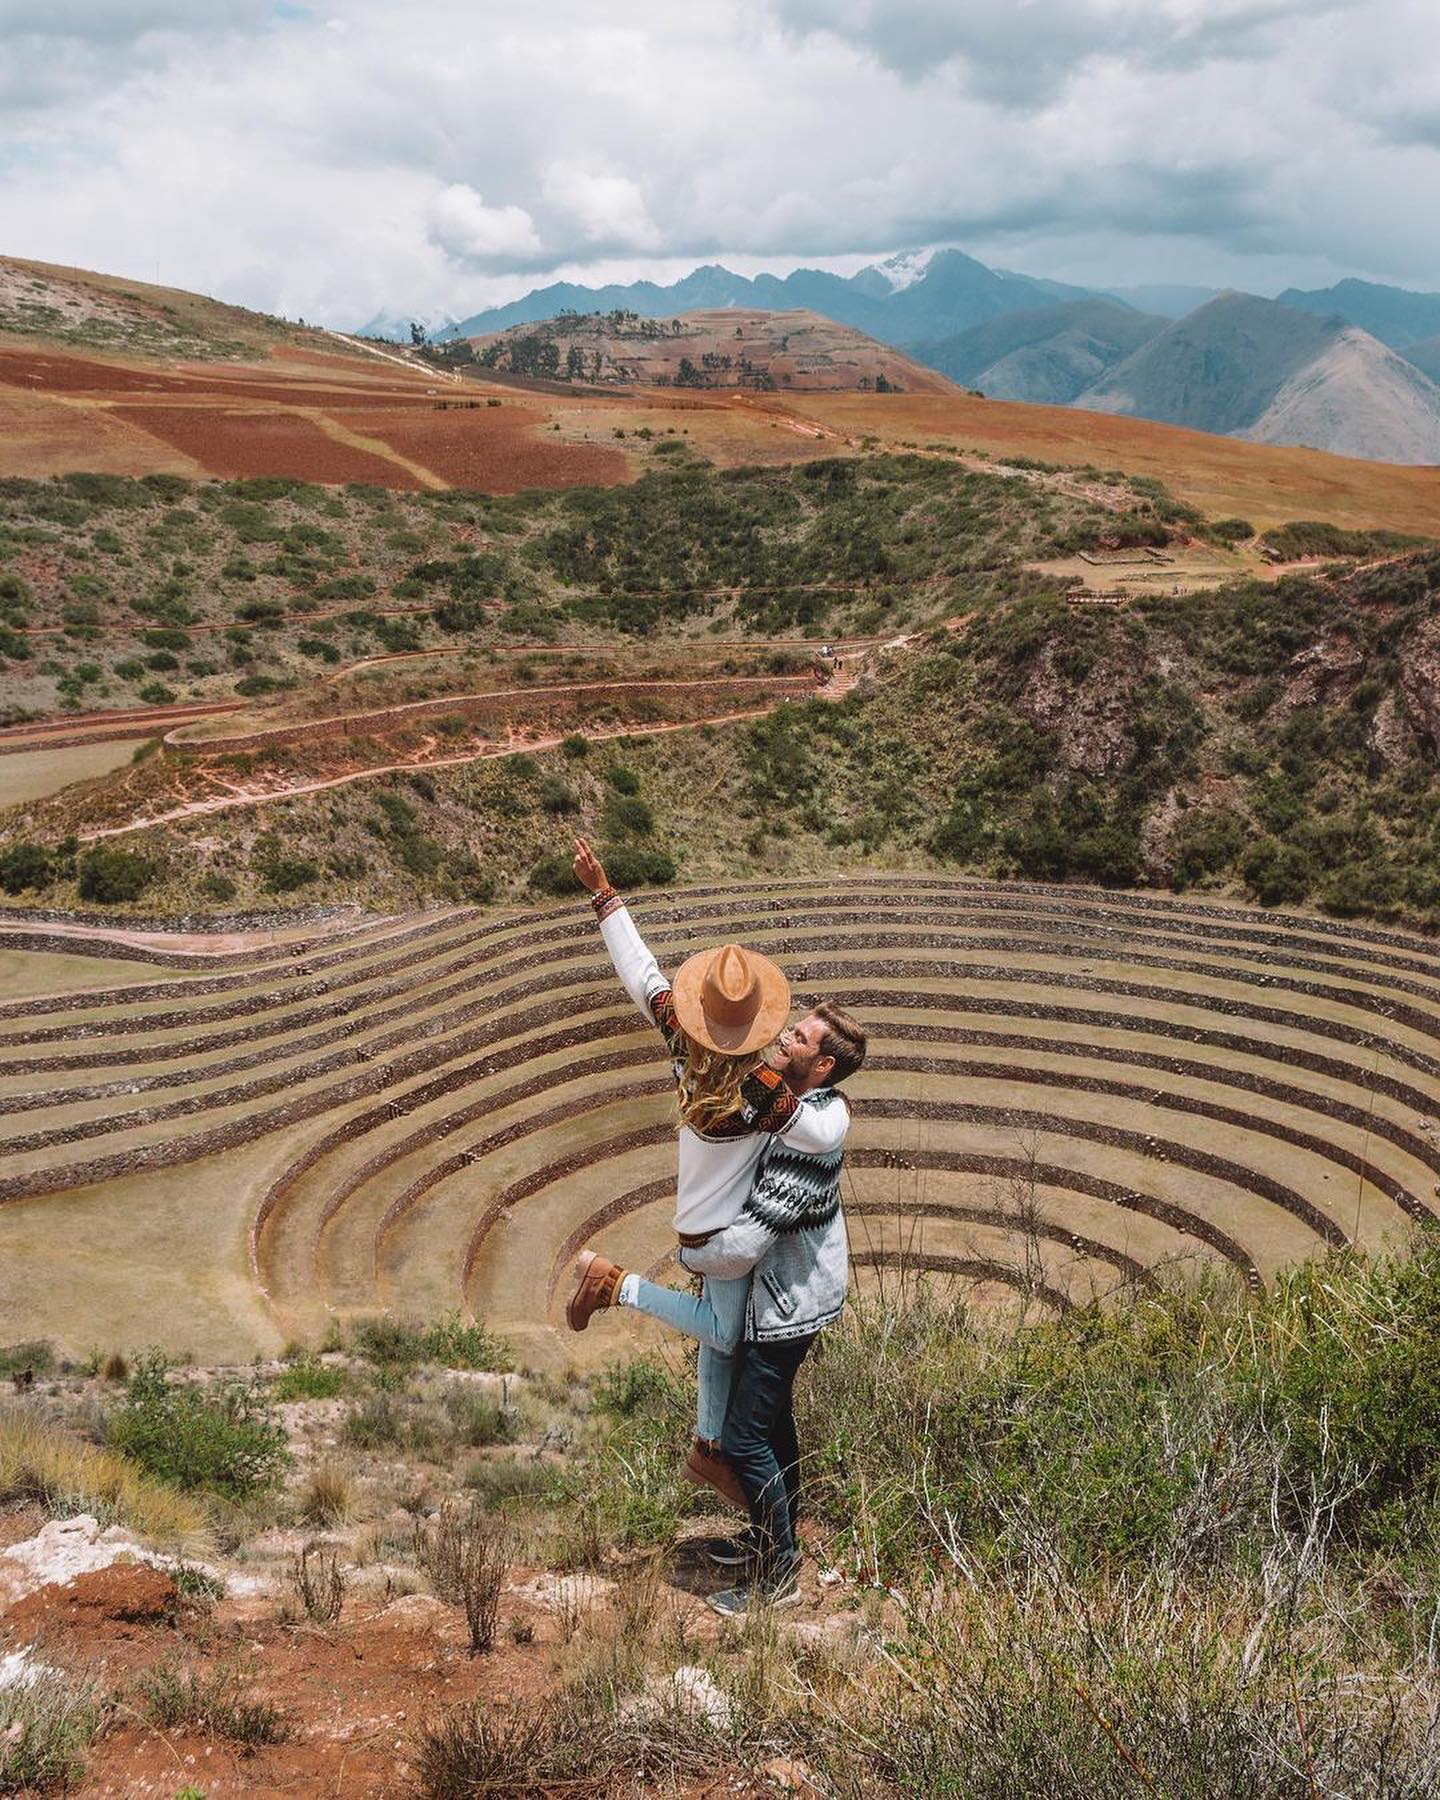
[682,1092,850,1278]
[680,1211,774,1280]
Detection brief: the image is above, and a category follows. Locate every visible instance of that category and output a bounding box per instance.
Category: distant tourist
[566,835,865,1614]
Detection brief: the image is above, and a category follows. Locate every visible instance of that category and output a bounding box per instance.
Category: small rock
[762,1756,815,1792]
[622,1664,731,1729]
[377,1594,449,1630]
[662,1665,730,1727]
[506,1572,615,1615]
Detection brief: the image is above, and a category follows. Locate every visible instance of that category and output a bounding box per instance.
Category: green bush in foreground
[523,1239,1440,1796]
[105,1351,289,1498]
[340,1310,513,1373]
[790,1235,1440,1575]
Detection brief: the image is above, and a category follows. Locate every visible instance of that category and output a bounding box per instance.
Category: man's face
[774,1013,835,1092]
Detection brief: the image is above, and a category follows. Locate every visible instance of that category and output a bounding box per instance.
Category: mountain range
[365,249,1440,464]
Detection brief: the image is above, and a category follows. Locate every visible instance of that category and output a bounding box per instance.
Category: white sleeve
[597,903,671,1018]
[777,1089,851,1154]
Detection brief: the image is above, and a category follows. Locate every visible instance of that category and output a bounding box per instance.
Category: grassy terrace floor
[0,877,1436,1365]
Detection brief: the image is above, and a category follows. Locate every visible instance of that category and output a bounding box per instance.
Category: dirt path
[296,403,449,490]
[78,701,799,840]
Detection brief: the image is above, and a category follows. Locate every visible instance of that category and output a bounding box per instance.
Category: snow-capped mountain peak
[871,247,943,292]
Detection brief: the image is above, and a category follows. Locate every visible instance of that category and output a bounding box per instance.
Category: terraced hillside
[1,877,1435,1366]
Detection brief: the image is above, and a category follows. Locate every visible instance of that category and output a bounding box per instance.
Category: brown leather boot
[681,1436,748,1510]
[566,1251,626,1331]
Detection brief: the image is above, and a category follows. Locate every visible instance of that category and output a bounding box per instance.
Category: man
[683,1001,865,1616]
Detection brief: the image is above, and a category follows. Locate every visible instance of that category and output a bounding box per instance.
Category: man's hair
[811,1001,866,1085]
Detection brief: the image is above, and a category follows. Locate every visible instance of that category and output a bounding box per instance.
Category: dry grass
[0,1402,208,1547]
[797,388,1440,533]
[415,1498,511,1654]
[298,1461,354,1528]
[290,1540,346,1626]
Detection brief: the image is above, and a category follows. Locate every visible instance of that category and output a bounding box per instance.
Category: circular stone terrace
[0,877,1437,1365]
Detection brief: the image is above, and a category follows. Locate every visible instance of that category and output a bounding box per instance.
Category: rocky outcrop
[1401,615,1440,756]
[1284,630,1364,707]
[1020,642,1137,776]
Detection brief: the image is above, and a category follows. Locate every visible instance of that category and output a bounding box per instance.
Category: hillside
[1079,292,1342,435]
[465,308,952,394]
[0,254,353,365]
[1278,275,1440,348]
[1238,327,1440,462]
[1401,333,1440,385]
[5,456,1440,934]
[917,299,1165,404]
[1077,291,1440,461]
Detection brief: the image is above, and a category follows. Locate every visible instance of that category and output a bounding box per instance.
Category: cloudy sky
[0,0,1436,327]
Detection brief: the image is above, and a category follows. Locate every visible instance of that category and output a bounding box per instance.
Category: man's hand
[572,835,608,894]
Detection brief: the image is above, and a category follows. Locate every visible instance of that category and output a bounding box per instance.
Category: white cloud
[426,183,542,265]
[542,163,661,250]
[0,0,1434,328]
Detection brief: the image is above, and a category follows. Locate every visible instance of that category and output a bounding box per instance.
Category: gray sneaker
[706,1553,802,1618]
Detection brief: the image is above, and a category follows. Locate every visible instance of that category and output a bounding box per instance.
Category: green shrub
[599,844,675,887]
[236,598,284,624]
[560,733,589,758]
[0,1339,57,1378]
[271,1356,348,1401]
[260,856,318,893]
[0,843,52,894]
[1241,837,1315,907]
[199,872,238,902]
[314,574,376,602]
[137,681,176,705]
[105,1351,289,1498]
[422,1311,515,1372]
[605,764,640,794]
[344,1311,512,1372]
[527,854,581,896]
[77,845,155,904]
[538,776,578,815]
[1262,520,1421,560]
[600,794,654,838]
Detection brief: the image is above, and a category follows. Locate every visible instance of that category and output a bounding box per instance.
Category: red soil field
[0,345,433,410]
[112,404,428,487]
[347,405,629,492]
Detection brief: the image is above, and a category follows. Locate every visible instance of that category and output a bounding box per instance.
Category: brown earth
[112,404,434,488]
[347,403,628,492]
[0,1519,840,1797]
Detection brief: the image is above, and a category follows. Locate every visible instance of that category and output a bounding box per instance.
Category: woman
[566,836,845,1504]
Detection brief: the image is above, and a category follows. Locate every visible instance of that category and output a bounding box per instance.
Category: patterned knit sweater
[681,1088,850,1342]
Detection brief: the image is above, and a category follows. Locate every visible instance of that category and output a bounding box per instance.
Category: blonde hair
[676,1037,765,1136]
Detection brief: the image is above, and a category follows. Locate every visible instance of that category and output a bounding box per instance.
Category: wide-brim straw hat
[671,941,791,1056]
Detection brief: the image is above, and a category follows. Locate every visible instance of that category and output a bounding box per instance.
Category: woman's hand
[572,835,609,894]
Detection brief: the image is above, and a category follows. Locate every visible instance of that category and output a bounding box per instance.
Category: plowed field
[0,879,1433,1366]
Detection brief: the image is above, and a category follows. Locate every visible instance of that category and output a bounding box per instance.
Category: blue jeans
[721,1332,817,1579]
[625,1274,748,1441]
